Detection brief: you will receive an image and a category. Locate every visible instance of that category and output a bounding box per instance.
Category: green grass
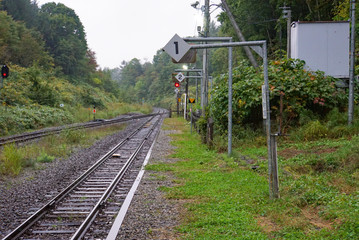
[0,143,24,176]
[0,123,127,176]
[72,102,153,123]
[147,117,359,239]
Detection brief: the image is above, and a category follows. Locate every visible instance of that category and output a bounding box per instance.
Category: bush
[300,120,329,141]
[210,59,347,133]
[0,105,74,136]
[62,128,85,144]
[37,149,55,163]
[0,144,24,176]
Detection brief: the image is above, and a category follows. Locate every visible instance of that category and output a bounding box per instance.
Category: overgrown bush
[210,59,347,133]
[0,143,24,176]
[62,128,86,144]
[0,105,74,136]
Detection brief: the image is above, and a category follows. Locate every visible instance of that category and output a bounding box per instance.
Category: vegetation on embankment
[0,102,152,137]
[0,123,126,177]
[146,117,359,239]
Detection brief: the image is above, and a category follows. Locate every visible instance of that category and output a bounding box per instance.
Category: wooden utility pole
[221,0,259,69]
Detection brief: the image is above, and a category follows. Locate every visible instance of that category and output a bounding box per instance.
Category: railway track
[0,112,161,146]
[2,110,165,239]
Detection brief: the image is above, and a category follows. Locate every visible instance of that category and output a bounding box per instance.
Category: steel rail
[0,112,164,146]
[2,115,157,240]
[71,116,160,239]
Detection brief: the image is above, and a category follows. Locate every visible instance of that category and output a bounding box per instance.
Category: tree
[1,0,39,28]
[218,0,341,57]
[119,58,143,88]
[0,11,53,68]
[37,3,88,78]
[220,0,259,68]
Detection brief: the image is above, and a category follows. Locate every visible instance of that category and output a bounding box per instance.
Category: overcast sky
[37,0,222,69]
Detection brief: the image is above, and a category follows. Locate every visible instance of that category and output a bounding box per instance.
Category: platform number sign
[163,34,191,62]
[175,72,185,82]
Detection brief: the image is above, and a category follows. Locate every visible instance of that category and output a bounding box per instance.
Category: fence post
[207,118,214,148]
[269,134,280,198]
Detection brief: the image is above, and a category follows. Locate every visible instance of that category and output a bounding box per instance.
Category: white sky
[37,0,222,69]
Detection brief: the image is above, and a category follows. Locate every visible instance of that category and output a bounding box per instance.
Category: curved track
[2,110,166,239]
[0,113,161,146]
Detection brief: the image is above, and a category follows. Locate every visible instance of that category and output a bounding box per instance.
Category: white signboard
[175,72,185,82]
[291,21,349,78]
[163,34,191,62]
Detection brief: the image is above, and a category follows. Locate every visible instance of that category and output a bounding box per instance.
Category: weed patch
[0,144,24,176]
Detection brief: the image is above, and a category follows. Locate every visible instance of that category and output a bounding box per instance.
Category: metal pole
[196,77,198,101]
[228,42,233,156]
[176,94,179,117]
[270,134,279,198]
[188,40,277,198]
[349,0,356,125]
[185,73,189,119]
[286,9,292,58]
[263,42,278,199]
[190,104,193,134]
[201,0,210,115]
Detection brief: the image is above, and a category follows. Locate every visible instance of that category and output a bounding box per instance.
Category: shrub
[0,144,24,176]
[295,120,329,141]
[0,105,74,136]
[210,59,347,133]
[37,149,55,163]
[62,128,85,144]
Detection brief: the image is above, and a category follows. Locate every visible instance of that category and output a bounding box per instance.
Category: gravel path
[0,118,181,239]
[118,128,181,240]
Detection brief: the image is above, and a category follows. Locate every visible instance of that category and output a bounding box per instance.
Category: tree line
[0,0,354,109]
[0,0,119,108]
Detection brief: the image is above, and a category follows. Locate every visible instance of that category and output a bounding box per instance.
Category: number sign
[163,34,191,62]
[175,72,185,82]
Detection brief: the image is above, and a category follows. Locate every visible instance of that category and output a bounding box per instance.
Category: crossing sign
[175,72,185,82]
[163,34,191,62]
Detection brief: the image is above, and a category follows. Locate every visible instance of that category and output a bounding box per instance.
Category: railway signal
[1,65,9,78]
[174,82,180,88]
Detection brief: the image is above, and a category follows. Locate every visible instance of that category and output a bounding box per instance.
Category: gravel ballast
[0,118,180,239]
[117,128,180,239]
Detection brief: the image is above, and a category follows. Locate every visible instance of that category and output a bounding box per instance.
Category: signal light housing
[1,65,9,78]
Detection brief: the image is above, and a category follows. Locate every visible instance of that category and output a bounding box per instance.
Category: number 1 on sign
[174,41,179,54]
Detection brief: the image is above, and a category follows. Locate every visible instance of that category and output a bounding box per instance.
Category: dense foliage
[210,59,347,133]
[0,0,121,135]
[112,51,179,106]
[218,0,347,53]
[0,0,357,133]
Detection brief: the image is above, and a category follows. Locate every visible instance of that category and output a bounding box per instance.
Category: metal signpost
[189,98,196,134]
[175,69,202,102]
[164,35,279,199]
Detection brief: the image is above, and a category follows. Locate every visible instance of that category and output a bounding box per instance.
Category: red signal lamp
[1,65,9,78]
[174,82,180,88]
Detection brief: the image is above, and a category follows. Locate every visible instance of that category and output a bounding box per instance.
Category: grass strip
[148,117,359,239]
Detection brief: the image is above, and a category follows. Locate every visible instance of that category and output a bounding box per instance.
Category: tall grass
[70,102,153,123]
[0,144,24,176]
[0,123,127,177]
